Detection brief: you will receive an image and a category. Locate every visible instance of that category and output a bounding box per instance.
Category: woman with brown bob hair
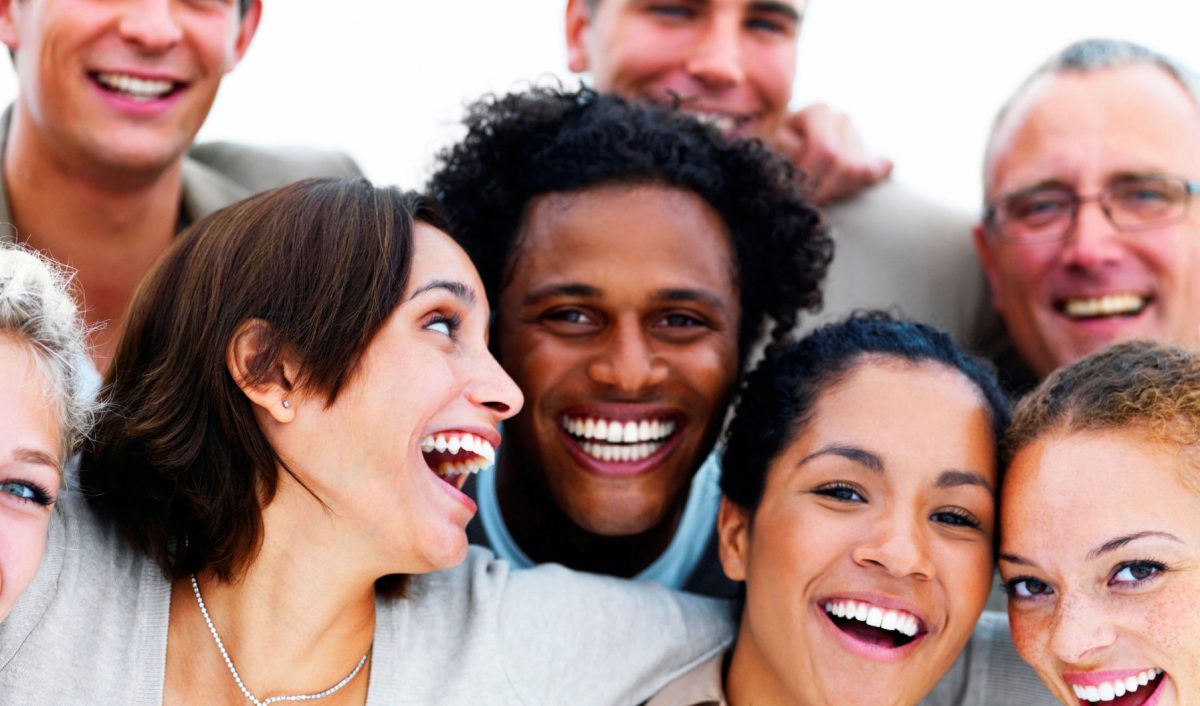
[0,178,730,704]
[1000,341,1200,704]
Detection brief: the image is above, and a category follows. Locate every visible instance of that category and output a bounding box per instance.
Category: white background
[2,1,1198,213]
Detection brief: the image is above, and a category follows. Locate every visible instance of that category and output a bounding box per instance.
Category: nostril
[484,400,510,413]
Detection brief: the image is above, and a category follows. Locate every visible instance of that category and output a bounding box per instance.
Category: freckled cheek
[1008,605,1054,668]
[1138,584,1198,659]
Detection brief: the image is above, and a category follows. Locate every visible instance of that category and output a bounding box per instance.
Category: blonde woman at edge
[0,244,93,624]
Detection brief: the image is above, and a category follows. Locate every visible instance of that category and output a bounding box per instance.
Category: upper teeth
[1072,668,1162,702]
[1063,293,1147,319]
[561,416,675,444]
[823,599,920,638]
[420,432,496,462]
[96,72,174,100]
[694,112,738,132]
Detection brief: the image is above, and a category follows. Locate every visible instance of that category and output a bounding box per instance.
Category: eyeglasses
[985,176,1200,245]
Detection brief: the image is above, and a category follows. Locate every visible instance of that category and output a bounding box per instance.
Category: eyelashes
[0,479,55,507]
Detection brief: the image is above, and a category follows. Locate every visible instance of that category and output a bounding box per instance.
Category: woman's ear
[226,319,299,424]
[718,496,752,582]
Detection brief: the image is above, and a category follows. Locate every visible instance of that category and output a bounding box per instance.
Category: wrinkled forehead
[985,65,1200,198]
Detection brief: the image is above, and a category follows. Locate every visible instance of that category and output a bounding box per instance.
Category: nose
[1060,200,1125,271]
[119,0,184,52]
[468,349,524,421]
[684,14,745,88]
[586,317,669,394]
[851,513,935,581]
[1048,592,1117,664]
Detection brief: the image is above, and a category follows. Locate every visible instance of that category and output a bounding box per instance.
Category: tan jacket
[0,107,361,239]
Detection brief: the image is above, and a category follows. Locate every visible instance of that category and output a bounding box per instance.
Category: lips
[557,411,683,475]
[823,598,925,649]
[1067,668,1164,705]
[90,71,185,102]
[420,431,496,491]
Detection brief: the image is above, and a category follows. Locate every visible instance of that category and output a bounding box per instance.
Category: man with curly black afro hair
[428,86,830,597]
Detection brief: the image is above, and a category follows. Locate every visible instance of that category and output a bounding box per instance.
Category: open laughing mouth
[823,599,925,650]
[560,414,678,464]
[1055,293,1151,321]
[420,432,496,491]
[1071,668,1165,705]
[90,71,185,103]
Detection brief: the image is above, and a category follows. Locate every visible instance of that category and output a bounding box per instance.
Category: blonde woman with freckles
[1001,341,1200,705]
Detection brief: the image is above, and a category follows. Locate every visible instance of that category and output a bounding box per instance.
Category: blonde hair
[1006,341,1200,489]
[0,243,94,460]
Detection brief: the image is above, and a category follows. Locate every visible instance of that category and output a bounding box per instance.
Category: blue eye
[0,480,53,506]
[1004,577,1053,599]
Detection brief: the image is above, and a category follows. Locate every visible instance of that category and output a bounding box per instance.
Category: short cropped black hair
[428,86,830,368]
[722,311,1011,513]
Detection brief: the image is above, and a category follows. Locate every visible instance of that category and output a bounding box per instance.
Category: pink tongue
[838,619,896,648]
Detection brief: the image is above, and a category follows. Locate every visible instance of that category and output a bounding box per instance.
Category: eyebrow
[13,447,61,474]
[1000,531,1186,569]
[650,288,730,314]
[935,470,994,496]
[750,1,802,22]
[408,279,476,304]
[798,444,883,473]
[521,283,729,313]
[1087,531,1184,561]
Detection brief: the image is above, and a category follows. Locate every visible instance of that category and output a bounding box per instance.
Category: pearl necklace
[190,575,370,705]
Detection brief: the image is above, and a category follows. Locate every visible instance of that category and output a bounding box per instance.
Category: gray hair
[0,243,95,462]
[984,38,1200,195]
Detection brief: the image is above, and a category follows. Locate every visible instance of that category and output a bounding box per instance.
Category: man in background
[0,0,358,370]
[565,0,996,346]
[975,38,1200,394]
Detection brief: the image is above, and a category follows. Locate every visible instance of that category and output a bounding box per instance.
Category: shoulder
[812,179,1000,348]
[0,491,169,703]
[645,651,727,706]
[187,141,362,191]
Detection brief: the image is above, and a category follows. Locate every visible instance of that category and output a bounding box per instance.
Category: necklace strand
[190,575,369,705]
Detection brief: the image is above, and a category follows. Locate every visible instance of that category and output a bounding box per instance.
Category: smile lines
[823,599,921,638]
[1072,668,1162,703]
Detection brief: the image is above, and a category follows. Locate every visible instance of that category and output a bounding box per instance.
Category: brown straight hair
[81,178,446,592]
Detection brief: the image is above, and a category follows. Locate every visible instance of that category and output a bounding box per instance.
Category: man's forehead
[987,64,1200,194]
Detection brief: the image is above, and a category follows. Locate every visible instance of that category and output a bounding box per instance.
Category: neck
[169,479,377,703]
[4,104,185,372]
[725,621,803,706]
[495,444,689,577]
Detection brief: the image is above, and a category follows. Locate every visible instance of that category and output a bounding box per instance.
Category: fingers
[775,103,893,206]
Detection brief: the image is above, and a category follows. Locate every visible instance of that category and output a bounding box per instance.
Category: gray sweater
[0,494,733,705]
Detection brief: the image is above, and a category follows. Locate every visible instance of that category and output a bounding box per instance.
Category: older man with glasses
[974,38,1200,394]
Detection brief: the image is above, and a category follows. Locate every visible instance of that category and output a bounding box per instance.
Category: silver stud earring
[282,400,291,409]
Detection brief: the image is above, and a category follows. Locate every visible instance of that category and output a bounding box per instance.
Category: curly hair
[1005,341,1200,483]
[722,311,1011,514]
[428,86,831,366]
